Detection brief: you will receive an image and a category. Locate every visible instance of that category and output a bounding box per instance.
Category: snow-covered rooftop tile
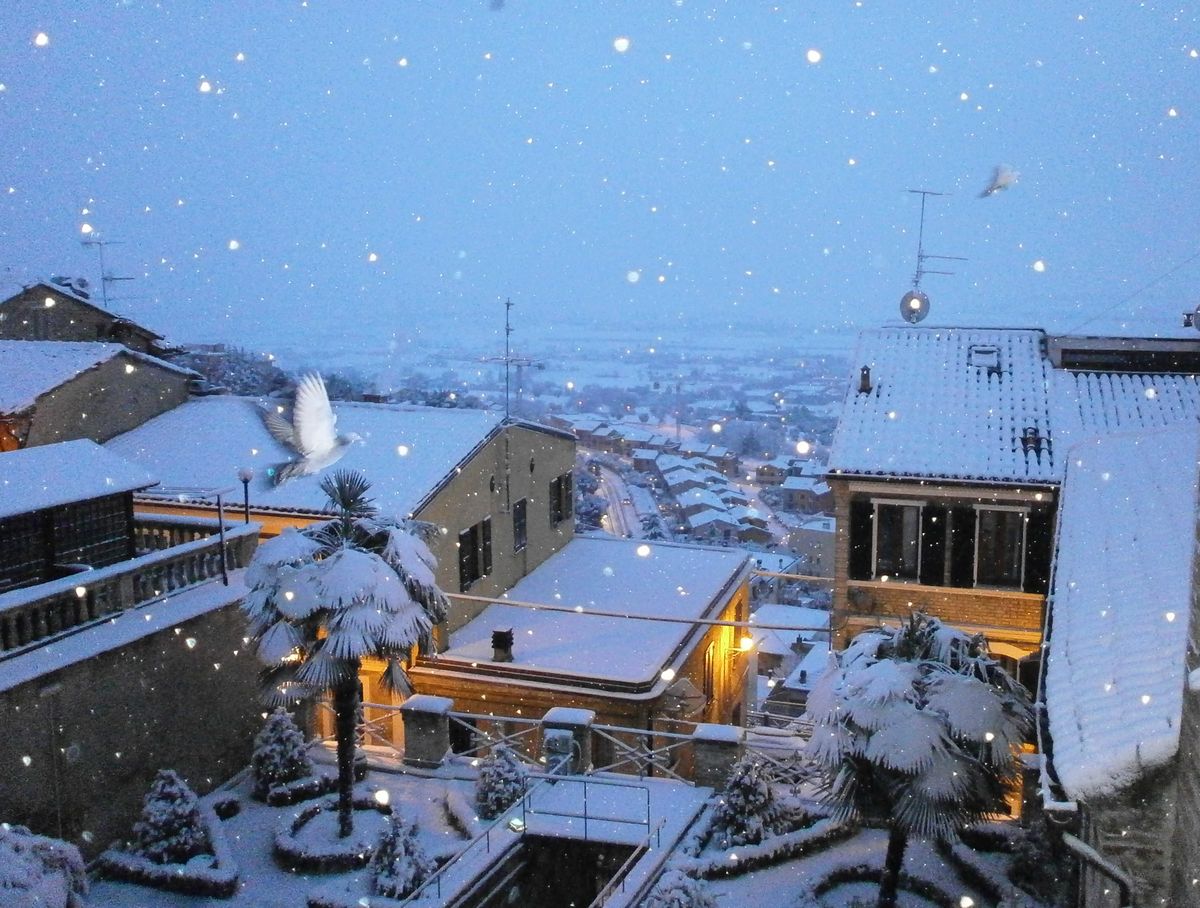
[829,328,1058,483]
[106,397,503,518]
[443,537,749,685]
[1045,424,1200,800]
[0,439,157,519]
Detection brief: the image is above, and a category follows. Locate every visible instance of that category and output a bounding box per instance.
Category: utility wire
[1067,246,1200,333]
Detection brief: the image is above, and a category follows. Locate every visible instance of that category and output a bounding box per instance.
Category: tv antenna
[480,298,544,420]
[900,189,966,323]
[80,236,135,308]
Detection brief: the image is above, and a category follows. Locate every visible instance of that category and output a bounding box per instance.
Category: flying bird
[979,164,1018,198]
[261,373,362,485]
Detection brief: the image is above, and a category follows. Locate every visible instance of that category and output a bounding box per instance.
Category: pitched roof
[0,341,194,414]
[3,281,166,340]
[0,439,157,518]
[442,536,749,684]
[830,328,1057,483]
[1044,424,1200,800]
[106,397,505,518]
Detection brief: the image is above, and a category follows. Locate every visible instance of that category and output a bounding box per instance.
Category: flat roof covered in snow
[441,536,750,686]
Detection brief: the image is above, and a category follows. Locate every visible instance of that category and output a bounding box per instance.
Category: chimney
[858,366,872,395]
[492,629,514,663]
[1021,426,1042,455]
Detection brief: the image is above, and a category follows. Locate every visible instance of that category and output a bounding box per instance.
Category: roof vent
[969,345,1001,374]
[857,366,872,395]
[1020,426,1044,455]
[492,628,514,663]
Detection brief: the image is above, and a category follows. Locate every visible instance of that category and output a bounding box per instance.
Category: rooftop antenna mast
[899,189,966,323]
[504,298,514,420]
[80,236,135,308]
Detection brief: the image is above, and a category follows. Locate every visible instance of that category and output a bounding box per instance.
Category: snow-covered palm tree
[805,612,1032,908]
[242,470,449,837]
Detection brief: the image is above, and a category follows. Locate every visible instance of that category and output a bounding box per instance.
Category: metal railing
[590,724,695,784]
[0,522,258,656]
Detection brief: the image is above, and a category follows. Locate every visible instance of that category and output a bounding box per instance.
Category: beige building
[0,340,194,450]
[105,398,577,634]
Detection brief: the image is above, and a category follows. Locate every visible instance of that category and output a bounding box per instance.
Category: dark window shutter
[458,526,475,592]
[482,517,493,576]
[919,504,947,586]
[949,506,977,587]
[1024,507,1054,594]
[848,499,873,580]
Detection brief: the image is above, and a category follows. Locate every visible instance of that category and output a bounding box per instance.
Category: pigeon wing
[292,373,338,457]
[260,407,297,448]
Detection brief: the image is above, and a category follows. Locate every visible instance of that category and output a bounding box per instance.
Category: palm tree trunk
[877,824,908,908]
[332,669,360,838]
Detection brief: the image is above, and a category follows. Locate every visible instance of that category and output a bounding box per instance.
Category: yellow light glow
[739,635,754,652]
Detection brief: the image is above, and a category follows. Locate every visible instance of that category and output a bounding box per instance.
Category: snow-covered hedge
[265,772,338,807]
[800,854,974,908]
[273,792,392,873]
[443,786,485,840]
[676,816,854,879]
[0,824,87,908]
[94,802,239,899]
[641,868,717,908]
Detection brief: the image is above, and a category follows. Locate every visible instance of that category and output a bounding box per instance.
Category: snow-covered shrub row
[799,855,969,908]
[641,868,717,908]
[94,802,238,899]
[675,816,854,879]
[0,824,88,908]
[210,792,241,821]
[442,786,485,840]
[939,835,1040,907]
[252,708,314,800]
[273,792,392,873]
[265,772,338,807]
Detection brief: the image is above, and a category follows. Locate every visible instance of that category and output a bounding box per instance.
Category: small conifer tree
[251,708,313,798]
[370,814,436,899]
[643,869,717,908]
[131,770,211,864]
[474,744,528,820]
[711,756,787,847]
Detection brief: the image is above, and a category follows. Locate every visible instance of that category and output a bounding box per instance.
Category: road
[594,463,639,538]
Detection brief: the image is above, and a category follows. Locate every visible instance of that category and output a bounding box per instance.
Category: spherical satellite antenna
[900,289,930,324]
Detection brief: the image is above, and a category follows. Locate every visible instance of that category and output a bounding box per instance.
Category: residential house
[1040,425,1200,908]
[677,487,728,518]
[685,509,741,543]
[0,279,174,357]
[0,440,261,857]
[755,456,798,486]
[783,513,836,577]
[827,325,1200,681]
[0,340,195,451]
[747,604,829,678]
[106,398,577,636]
[778,474,833,512]
[631,448,659,473]
[409,537,754,745]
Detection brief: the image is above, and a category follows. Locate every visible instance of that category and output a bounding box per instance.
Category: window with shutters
[512,498,527,553]
[549,472,573,524]
[458,517,492,592]
[974,506,1027,588]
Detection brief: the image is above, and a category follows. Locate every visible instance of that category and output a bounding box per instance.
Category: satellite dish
[900,289,930,324]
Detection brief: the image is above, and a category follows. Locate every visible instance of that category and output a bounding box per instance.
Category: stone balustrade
[0,522,258,655]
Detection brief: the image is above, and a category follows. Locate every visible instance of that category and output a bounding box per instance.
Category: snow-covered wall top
[1044,424,1200,801]
[443,536,749,685]
[829,327,1200,485]
[106,397,503,519]
[0,439,157,519]
[829,328,1058,484]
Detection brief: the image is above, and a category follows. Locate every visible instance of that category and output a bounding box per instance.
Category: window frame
[457,516,493,592]
[972,504,1029,589]
[512,498,528,553]
[870,497,925,582]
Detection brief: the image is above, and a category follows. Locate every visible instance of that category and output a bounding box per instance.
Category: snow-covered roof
[678,488,727,511]
[0,341,193,414]
[2,281,167,340]
[780,640,832,691]
[686,509,739,530]
[1044,424,1200,801]
[749,604,829,656]
[830,328,1057,483]
[630,448,659,460]
[106,397,504,518]
[443,537,750,685]
[830,327,1200,485]
[0,439,157,518]
[780,475,829,493]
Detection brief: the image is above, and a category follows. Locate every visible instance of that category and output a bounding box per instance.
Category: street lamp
[236,467,254,523]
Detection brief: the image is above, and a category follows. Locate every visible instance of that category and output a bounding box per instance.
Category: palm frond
[320,469,377,518]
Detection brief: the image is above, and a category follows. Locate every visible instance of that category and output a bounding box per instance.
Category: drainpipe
[1060,832,1134,908]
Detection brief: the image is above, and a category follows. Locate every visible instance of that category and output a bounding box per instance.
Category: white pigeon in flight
[979,164,1018,198]
[261,373,362,485]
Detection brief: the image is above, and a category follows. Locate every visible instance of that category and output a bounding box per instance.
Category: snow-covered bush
[711,756,787,847]
[370,813,436,900]
[474,744,529,820]
[131,770,211,865]
[642,869,716,908]
[0,824,87,908]
[252,708,313,799]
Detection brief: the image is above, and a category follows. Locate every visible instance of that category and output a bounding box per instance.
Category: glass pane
[875,504,920,579]
[976,509,1024,587]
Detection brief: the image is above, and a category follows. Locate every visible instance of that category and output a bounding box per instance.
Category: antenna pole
[81,236,132,307]
[504,298,513,421]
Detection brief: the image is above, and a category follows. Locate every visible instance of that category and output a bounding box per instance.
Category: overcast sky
[2,2,1198,353]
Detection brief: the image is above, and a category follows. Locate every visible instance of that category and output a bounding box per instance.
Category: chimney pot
[492,628,514,663]
[858,366,872,395]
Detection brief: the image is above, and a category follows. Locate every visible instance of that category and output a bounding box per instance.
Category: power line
[1067,246,1200,333]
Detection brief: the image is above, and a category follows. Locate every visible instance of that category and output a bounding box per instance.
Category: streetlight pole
[237,467,254,524]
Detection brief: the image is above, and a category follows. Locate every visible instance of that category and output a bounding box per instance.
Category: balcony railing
[0,521,258,656]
